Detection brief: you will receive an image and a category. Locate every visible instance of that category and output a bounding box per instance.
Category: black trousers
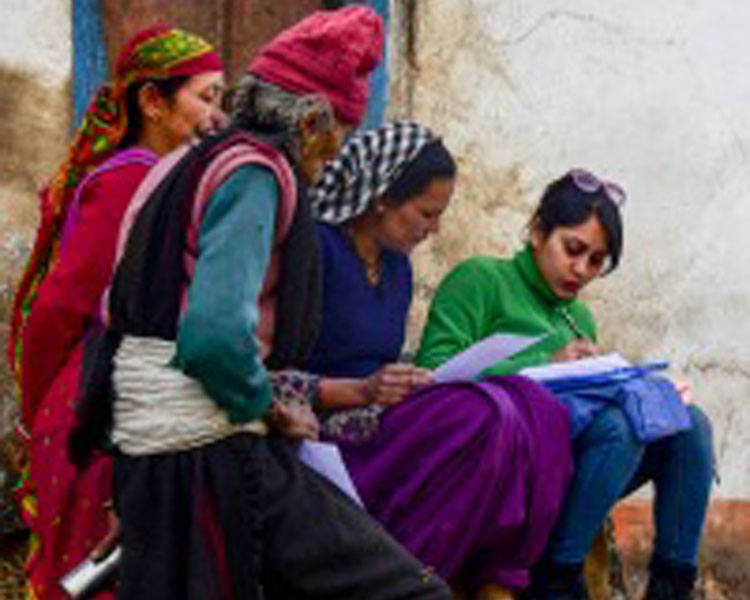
[114,434,450,600]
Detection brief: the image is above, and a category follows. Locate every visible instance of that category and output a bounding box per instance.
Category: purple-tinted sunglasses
[569,168,626,207]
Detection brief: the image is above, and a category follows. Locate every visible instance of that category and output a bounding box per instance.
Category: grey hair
[231,74,335,161]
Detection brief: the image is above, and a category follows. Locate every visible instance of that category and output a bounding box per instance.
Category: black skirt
[114,433,450,600]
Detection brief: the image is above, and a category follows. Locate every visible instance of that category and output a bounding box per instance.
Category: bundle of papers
[519,352,632,381]
[298,440,363,505]
[432,333,544,382]
[430,333,663,384]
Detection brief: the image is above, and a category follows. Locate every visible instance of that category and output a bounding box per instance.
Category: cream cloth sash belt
[112,336,268,456]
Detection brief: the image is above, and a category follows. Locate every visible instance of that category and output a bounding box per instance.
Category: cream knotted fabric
[112,336,267,456]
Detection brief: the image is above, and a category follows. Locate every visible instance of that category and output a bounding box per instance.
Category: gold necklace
[361,255,382,286]
[344,226,382,285]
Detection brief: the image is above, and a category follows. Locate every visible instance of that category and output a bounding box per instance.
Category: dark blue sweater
[305,223,412,378]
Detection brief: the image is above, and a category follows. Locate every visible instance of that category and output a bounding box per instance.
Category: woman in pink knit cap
[72,7,451,600]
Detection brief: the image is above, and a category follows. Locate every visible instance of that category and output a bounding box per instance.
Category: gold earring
[304,132,320,155]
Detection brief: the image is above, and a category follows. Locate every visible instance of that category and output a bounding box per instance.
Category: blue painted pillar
[72,0,108,129]
[363,0,390,128]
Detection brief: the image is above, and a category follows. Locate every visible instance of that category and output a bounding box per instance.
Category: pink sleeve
[21,163,151,425]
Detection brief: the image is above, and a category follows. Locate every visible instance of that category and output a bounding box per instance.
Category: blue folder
[541,361,692,441]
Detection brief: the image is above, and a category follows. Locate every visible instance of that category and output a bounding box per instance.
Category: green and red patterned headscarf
[8,24,222,385]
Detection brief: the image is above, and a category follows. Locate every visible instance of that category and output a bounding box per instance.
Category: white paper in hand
[298,440,363,505]
[432,333,544,382]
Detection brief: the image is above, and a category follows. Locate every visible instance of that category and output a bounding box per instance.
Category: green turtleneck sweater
[415,245,598,376]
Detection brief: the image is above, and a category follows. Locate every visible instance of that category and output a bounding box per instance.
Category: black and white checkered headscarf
[310,120,436,224]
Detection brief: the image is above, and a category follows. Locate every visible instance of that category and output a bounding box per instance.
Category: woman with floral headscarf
[306,121,573,600]
[10,24,224,600]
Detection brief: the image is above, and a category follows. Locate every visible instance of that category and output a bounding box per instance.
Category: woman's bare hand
[270,402,320,440]
[90,506,120,561]
[669,378,693,404]
[360,363,433,406]
[552,339,600,362]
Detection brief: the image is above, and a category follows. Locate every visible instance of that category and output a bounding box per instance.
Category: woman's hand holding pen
[552,338,600,362]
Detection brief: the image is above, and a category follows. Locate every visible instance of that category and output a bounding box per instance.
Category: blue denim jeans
[547,404,713,567]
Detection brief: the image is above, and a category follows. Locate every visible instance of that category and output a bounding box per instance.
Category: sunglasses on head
[569,168,626,207]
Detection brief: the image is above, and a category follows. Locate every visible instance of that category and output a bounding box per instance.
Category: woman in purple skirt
[305,121,573,600]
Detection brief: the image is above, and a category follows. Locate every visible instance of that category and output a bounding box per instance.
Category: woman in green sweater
[417,170,713,600]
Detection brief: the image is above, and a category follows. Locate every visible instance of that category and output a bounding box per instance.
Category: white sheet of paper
[298,440,363,506]
[432,333,544,382]
[519,352,631,381]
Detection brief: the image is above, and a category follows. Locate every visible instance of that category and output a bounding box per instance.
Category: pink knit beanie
[248,6,383,125]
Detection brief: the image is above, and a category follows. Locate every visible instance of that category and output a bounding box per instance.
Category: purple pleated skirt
[328,375,572,592]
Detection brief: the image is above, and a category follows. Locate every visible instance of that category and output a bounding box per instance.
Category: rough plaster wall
[0,0,71,433]
[392,0,750,498]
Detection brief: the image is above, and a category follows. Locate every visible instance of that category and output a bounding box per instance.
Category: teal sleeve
[175,165,277,422]
[416,259,494,369]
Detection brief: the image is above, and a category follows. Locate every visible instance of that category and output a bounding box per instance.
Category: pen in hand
[559,307,587,339]
[555,308,599,361]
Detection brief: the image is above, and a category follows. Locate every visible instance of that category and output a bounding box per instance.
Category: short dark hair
[531,172,624,274]
[119,76,191,148]
[384,139,457,203]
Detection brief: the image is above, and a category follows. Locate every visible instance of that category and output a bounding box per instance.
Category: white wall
[393,0,750,497]
[0,0,71,86]
[0,0,70,431]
